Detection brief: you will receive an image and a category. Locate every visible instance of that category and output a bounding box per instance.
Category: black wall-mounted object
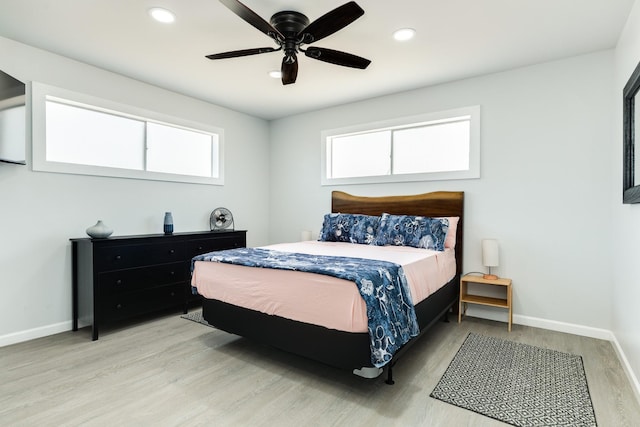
[623,59,640,203]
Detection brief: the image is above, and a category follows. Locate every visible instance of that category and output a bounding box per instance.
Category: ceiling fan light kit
[148,7,175,23]
[393,28,416,42]
[207,0,371,85]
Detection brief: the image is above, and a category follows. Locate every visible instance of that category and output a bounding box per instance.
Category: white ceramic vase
[86,220,113,238]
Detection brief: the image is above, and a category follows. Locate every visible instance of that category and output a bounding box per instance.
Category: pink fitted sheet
[191,241,456,333]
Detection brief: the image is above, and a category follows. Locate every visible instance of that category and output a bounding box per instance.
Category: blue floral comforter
[191,248,419,367]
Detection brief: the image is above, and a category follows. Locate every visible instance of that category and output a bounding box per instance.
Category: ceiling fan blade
[206,47,277,60]
[281,56,298,85]
[304,47,371,69]
[219,0,284,40]
[299,1,364,44]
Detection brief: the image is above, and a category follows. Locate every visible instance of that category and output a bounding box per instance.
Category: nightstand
[458,274,513,331]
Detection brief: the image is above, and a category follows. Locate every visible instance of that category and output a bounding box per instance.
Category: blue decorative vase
[86,220,113,239]
[164,212,173,235]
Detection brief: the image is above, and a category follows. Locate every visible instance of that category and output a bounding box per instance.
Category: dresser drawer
[187,235,245,258]
[97,262,187,296]
[100,283,185,322]
[95,242,185,271]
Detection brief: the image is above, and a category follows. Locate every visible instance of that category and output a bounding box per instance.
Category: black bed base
[201,276,460,378]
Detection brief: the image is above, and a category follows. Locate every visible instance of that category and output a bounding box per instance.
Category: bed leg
[442,310,450,323]
[385,364,395,385]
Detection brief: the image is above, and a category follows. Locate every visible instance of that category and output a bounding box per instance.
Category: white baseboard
[0,321,72,348]
[464,306,613,340]
[610,334,640,406]
[513,314,614,341]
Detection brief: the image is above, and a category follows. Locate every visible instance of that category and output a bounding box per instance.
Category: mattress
[191,241,456,333]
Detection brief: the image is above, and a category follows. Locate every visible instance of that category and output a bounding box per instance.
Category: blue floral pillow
[318,213,380,244]
[374,213,449,251]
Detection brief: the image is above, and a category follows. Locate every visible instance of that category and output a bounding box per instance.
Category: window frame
[321,106,480,186]
[31,82,224,185]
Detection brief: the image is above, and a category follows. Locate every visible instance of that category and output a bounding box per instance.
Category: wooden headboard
[331,191,464,276]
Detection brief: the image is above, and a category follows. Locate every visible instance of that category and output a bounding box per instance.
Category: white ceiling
[0,0,634,120]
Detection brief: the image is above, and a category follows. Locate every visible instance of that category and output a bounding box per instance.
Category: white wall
[0,36,270,344]
[613,0,640,399]
[270,51,614,332]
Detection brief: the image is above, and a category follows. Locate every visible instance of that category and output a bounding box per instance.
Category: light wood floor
[1,311,639,426]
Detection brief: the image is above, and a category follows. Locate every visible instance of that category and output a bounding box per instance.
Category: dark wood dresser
[71,230,246,340]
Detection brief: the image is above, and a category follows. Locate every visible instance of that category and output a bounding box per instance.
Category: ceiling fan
[206,0,371,85]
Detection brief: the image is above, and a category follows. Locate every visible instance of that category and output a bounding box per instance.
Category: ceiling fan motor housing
[270,11,309,36]
[270,11,309,62]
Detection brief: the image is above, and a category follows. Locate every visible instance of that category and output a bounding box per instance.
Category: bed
[191,190,464,383]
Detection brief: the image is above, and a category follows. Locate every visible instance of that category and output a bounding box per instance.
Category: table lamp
[482,239,499,280]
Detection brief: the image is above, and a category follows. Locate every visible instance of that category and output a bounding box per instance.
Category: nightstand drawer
[97,262,187,295]
[95,242,185,271]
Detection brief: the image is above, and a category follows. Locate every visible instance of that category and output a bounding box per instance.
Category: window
[32,82,224,185]
[321,106,480,185]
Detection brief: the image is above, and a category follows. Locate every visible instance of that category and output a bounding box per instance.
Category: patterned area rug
[181,310,215,328]
[430,333,597,427]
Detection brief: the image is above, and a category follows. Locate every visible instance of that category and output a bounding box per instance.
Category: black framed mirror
[623,60,640,203]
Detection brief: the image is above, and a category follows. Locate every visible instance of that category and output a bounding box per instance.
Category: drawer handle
[169,249,175,255]
[170,271,175,276]
[116,303,123,310]
[115,279,122,285]
[197,246,203,251]
[170,291,175,297]
[115,255,122,261]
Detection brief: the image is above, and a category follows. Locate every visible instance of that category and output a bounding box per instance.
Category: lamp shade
[482,239,499,267]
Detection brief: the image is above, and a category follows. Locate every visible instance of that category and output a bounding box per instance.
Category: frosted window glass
[393,120,470,174]
[146,122,216,177]
[45,101,144,170]
[330,131,390,178]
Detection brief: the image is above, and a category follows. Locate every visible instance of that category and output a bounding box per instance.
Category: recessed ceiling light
[149,7,175,23]
[393,28,416,42]
[269,70,282,79]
